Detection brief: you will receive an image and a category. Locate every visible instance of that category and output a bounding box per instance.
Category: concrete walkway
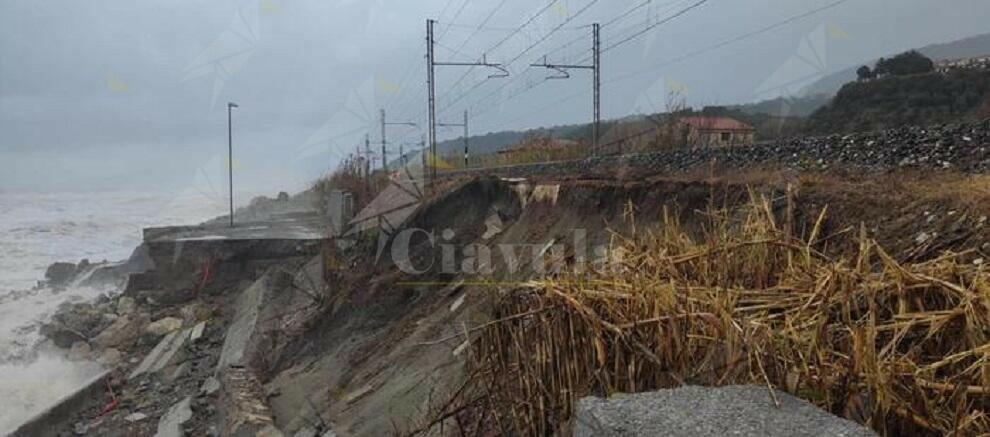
[143,212,327,242]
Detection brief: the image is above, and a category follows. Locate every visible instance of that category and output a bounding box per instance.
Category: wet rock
[189,321,207,342]
[201,376,221,396]
[97,348,123,366]
[40,324,86,349]
[180,302,211,323]
[124,412,148,422]
[41,303,109,348]
[93,312,150,349]
[46,262,78,287]
[155,397,193,437]
[73,421,88,435]
[117,296,137,315]
[146,317,183,337]
[68,341,93,361]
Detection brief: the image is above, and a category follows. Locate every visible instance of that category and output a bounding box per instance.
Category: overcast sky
[1,0,988,196]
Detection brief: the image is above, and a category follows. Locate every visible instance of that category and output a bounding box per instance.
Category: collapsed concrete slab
[573,386,876,437]
[154,397,193,437]
[130,327,191,379]
[216,274,270,371]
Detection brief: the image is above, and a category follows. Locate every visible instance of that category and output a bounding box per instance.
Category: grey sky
[1,0,988,195]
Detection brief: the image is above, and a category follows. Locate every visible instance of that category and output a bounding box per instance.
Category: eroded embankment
[259,171,990,436]
[29,170,990,436]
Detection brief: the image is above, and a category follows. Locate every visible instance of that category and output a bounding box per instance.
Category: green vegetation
[857,50,935,80]
[807,68,990,133]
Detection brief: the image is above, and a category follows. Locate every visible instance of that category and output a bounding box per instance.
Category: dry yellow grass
[447,194,990,436]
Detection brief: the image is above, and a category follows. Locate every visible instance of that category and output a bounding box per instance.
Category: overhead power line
[607,0,851,83]
[435,0,601,120]
[602,0,709,54]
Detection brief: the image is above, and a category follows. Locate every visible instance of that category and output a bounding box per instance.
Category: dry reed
[457,194,990,436]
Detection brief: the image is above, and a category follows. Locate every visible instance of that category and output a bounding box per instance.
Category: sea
[0,190,229,434]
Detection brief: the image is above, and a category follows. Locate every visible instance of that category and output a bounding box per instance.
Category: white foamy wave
[0,190,229,434]
[0,350,105,435]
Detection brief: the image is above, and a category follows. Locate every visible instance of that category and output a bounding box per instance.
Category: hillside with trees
[807,51,990,133]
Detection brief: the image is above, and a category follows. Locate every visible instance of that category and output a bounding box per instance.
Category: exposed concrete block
[154,397,192,437]
[573,386,876,437]
[217,276,269,371]
[130,328,191,379]
[327,189,354,236]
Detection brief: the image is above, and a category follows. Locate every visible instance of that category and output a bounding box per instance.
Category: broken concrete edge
[129,327,191,379]
[216,273,270,372]
[214,271,285,436]
[154,396,193,437]
[12,369,111,437]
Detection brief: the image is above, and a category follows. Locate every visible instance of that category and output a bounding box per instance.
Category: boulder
[45,262,78,287]
[68,341,93,361]
[146,317,183,337]
[92,313,149,349]
[179,302,211,323]
[97,348,123,366]
[40,324,86,349]
[117,296,137,315]
[41,302,109,348]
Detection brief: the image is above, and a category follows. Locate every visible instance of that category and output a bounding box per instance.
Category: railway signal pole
[531,23,601,155]
[380,109,416,173]
[438,110,470,168]
[426,18,508,186]
[226,101,239,228]
[364,134,371,191]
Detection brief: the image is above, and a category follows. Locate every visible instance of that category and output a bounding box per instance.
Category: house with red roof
[678,116,756,148]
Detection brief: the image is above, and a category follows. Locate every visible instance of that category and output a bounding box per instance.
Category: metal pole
[426,19,437,187]
[421,134,427,176]
[364,134,371,191]
[380,109,388,173]
[463,110,469,168]
[399,143,405,166]
[227,103,234,227]
[593,23,601,156]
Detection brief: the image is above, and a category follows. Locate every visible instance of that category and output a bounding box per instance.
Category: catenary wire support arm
[529,23,600,155]
[380,108,417,173]
[437,110,470,168]
[427,18,507,187]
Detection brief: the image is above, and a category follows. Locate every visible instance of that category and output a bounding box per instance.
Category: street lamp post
[227,102,239,228]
